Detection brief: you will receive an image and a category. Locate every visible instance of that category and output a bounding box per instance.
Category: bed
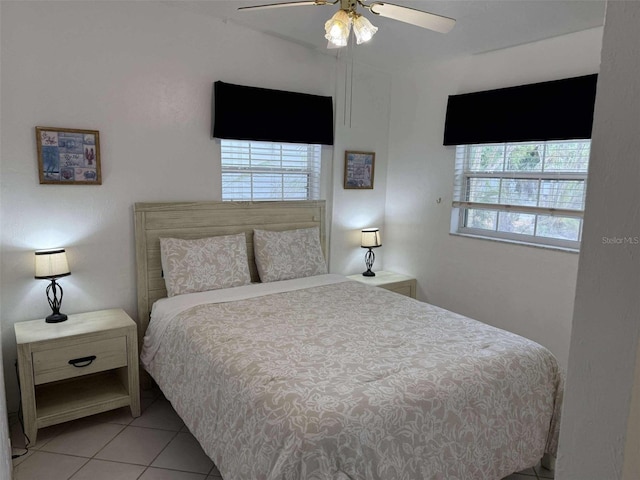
[134,200,562,480]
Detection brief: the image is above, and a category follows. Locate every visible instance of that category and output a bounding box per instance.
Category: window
[451,140,591,250]
[221,139,321,201]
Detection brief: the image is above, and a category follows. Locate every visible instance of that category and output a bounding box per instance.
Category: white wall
[557,2,640,478]
[0,1,391,412]
[384,27,603,371]
[330,58,391,275]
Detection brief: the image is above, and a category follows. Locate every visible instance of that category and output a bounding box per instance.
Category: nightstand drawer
[33,336,127,385]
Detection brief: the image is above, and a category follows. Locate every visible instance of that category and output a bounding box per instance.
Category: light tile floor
[11,386,554,480]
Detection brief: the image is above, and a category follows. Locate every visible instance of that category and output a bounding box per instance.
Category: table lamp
[361,228,381,277]
[35,248,71,323]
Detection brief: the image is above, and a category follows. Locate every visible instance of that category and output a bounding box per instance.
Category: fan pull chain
[341,29,355,127]
[343,51,349,126]
[349,48,354,128]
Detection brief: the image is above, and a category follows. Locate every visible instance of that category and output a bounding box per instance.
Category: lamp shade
[324,9,351,47]
[35,249,71,279]
[361,228,381,248]
[352,15,378,44]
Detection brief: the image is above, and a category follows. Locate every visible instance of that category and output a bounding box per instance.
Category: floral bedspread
[142,277,562,480]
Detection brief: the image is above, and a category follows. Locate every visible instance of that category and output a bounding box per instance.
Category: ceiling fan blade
[238,1,328,11]
[367,2,455,34]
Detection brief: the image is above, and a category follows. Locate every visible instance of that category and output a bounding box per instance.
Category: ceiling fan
[238,0,456,48]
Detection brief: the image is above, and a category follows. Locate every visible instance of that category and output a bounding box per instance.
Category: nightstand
[347,270,417,298]
[14,308,141,443]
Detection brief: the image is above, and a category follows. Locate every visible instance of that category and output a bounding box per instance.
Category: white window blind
[452,140,591,250]
[221,139,321,201]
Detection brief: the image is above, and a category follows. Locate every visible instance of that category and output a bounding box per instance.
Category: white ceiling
[168,0,606,71]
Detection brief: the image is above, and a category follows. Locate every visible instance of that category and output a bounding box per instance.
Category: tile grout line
[66,455,92,480]
[142,392,219,477]
[144,428,182,471]
[78,390,178,477]
[153,392,218,477]
[66,421,129,479]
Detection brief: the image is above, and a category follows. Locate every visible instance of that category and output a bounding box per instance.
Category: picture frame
[344,151,375,189]
[35,127,102,185]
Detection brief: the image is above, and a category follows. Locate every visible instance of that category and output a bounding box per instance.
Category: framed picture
[35,127,102,185]
[344,151,375,189]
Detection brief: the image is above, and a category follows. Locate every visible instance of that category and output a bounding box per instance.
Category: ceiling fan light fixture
[352,14,377,44]
[324,9,351,47]
[239,1,456,48]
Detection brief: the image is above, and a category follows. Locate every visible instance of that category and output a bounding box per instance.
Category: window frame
[220,139,322,202]
[451,140,590,251]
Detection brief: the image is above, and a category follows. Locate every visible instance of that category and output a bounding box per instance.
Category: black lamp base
[362,247,376,277]
[46,312,68,323]
[43,277,68,323]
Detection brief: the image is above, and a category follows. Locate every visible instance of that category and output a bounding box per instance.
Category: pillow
[253,227,327,283]
[160,233,251,297]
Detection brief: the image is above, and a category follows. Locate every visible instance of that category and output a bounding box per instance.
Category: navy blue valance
[213,81,334,146]
[443,74,598,146]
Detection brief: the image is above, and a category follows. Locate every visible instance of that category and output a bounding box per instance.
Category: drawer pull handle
[68,355,97,368]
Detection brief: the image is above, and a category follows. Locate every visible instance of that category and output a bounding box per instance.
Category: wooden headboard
[133,200,326,339]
